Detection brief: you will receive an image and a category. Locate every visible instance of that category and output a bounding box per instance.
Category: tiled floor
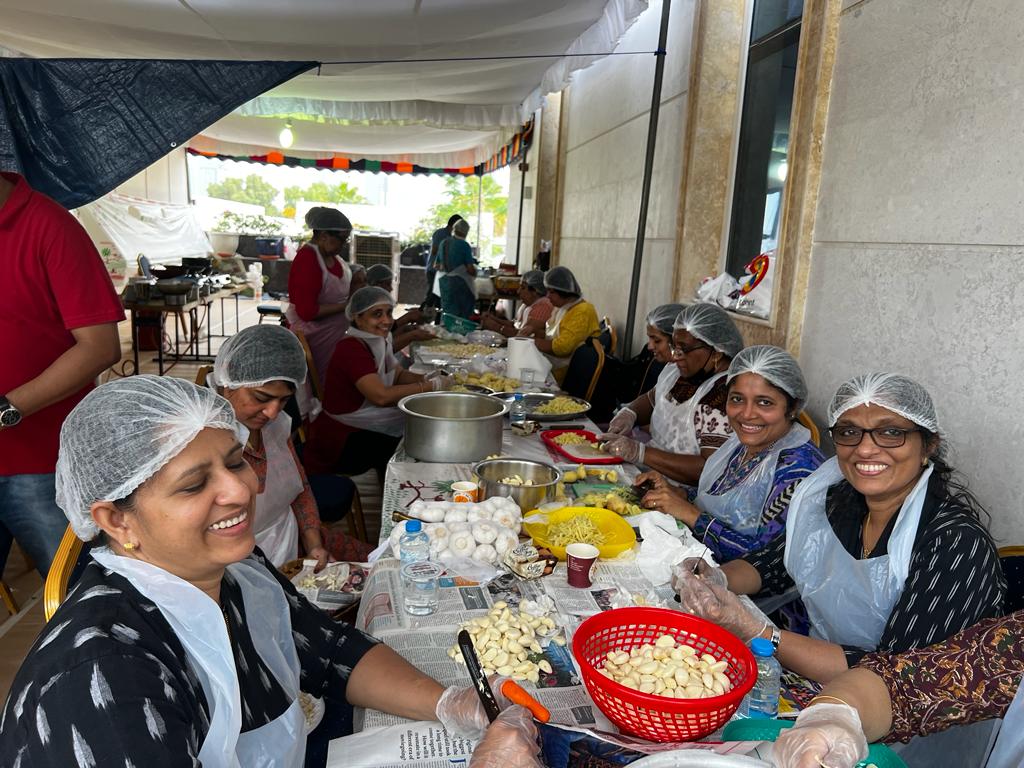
[0,296,384,700]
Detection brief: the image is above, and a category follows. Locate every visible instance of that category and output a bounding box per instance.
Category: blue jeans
[0,473,68,577]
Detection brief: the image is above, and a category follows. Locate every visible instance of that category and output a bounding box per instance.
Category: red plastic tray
[540,429,622,465]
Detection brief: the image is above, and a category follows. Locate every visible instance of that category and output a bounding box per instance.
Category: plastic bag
[733,251,774,319]
[636,511,717,585]
[696,273,740,309]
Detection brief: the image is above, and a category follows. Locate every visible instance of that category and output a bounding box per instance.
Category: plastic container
[742,638,780,719]
[511,393,527,423]
[522,507,636,560]
[572,607,757,742]
[399,519,430,565]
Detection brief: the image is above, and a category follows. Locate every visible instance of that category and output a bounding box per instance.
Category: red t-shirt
[0,173,126,475]
[287,244,345,321]
[302,337,378,474]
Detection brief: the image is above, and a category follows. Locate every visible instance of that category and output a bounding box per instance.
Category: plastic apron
[329,328,407,438]
[979,679,1024,768]
[253,415,305,567]
[91,548,305,768]
[543,298,582,370]
[649,370,727,456]
[695,423,811,538]
[285,244,351,382]
[783,458,934,650]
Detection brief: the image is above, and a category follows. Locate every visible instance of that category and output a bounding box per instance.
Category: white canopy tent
[0,0,649,166]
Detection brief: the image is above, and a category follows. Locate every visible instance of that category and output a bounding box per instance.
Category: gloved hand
[435,677,513,740]
[672,558,728,589]
[469,705,542,768]
[672,566,764,641]
[606,407,638,436]
[772,703,869,768]
[598,434,645,465]
[431,374,455,391]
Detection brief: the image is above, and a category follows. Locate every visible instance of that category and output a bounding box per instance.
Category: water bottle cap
[405,519,422,533]
[514,393,524,401]
[750,637,774,657]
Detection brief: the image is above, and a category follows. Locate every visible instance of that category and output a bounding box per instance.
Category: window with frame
[725,0,803,287]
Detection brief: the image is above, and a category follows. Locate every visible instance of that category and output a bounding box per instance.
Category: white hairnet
[55,376,243,540]
[521,270,547,294]
[727,345,808,412]
[827,372,939,432]
[346,285,395,320]
[673,303,744,357]
[213,325,307,390]
[453,219,471,237]
[646,303,688,336]
[350,263,366,276]
[366,264,393,286]
[544,266,582,296]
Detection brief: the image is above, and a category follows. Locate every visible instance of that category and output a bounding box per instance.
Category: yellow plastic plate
[522,506,637,561]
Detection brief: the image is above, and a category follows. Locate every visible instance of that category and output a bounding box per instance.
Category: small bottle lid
[514,393,524,401]
[405,519,422,533]
[750,637,774,657]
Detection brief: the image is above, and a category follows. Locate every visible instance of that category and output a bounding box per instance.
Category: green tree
[205,174,279,212]
[420,176,507,238]
[283,180,367,210]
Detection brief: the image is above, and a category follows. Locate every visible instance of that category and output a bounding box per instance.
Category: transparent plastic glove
[599,434,645,465]
[772,703,869,768]
[469,705,542,768]
[431,374,455,391]
[607,407,638,436]
[673,558,728,589]
[435,677,512,740]
[672,567,763,641]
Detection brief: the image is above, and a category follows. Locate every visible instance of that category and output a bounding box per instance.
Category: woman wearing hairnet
[286,206,357,382]
[209,325,372,567]
[0,376,542,767]
[602,303,744,484]
[363,264,435,351]
[673,373,1004,687]
[437,219,477,319]
[636,346,824,562]
[303,287,452,483]
[532,266,600,384]
[480,270,554,338]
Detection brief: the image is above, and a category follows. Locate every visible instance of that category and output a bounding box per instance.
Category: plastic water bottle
[511,393,527,423]
[744,637,781,718]
[399,519,430,565]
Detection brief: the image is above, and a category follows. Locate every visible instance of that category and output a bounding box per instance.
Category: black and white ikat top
[746,474,1006,665]
[0,548,379,767]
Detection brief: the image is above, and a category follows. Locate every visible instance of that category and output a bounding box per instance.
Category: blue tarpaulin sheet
[0,59,315,208]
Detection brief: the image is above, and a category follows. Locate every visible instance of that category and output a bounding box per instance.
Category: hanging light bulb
[279,121,294,149]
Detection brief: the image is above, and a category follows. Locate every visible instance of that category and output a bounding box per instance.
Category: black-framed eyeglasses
[670,341,709,358]
[829,425,923,448]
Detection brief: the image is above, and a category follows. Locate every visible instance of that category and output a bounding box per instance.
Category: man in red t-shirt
[0,172,125,577]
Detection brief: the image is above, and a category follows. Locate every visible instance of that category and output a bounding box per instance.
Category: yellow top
[548,300,600,383]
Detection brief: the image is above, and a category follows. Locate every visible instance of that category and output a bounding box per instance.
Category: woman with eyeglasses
[635,346,824,563]
[601,303,744,484]
[672,373,1004,686]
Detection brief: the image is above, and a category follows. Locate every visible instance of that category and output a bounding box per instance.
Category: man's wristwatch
[768,625,781,652]
[0,396,22,428]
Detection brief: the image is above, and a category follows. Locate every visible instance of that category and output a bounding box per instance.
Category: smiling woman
[636,345,824,563]
[675,372,1006,688]
[0,375,544,767]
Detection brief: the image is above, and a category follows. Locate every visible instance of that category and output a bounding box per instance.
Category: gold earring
[921,458,929,467]
[123,541,137,551]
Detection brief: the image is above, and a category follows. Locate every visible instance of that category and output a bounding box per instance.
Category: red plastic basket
[572,607,757,742]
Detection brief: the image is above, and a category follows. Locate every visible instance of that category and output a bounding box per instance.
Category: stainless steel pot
[398,392,509,463]
[472,458,562,513]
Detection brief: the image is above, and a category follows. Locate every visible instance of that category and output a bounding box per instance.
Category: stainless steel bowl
[398,392,509,463]
[472,458,563,513]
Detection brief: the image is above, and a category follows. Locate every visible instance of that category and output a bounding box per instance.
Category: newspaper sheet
[350,555,770,730]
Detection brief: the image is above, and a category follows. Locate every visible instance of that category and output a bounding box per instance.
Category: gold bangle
[809,694,853,708]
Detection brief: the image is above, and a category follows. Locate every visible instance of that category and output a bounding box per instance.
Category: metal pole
[514,149,528,268]
[476,175,483,250]
[622,0,672,358]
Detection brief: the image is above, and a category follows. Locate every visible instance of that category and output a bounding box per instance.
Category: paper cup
[451,481,480,503]
[566,542,600,588]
